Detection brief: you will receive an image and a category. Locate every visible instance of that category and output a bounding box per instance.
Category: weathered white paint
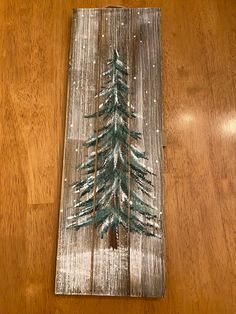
[55,8,164,297]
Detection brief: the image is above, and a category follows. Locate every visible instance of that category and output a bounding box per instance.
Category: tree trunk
[108,226,118,249]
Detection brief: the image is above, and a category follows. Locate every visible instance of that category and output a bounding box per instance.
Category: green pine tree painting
[67,50,160,248]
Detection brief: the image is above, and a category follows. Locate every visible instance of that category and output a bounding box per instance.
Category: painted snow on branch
[67,50,161,241]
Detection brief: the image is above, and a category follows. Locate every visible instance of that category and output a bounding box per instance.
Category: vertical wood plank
[55,7,164,297]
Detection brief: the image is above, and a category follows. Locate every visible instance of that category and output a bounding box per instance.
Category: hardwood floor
[0,0,235,313]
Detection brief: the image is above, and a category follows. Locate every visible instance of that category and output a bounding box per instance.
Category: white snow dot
[93,60,96,64]
[102,34,105,37]
[75,148,78,152]
[121,22,124,26]
[82,46,85,49]
[60,209,63,213]
[64,178,67,182]
[145,122,148,126]
[156,129,160,133]
[133,35,136,38]
[155,159,159,163]
[129,201,133,205]
[70,123,73,127]
[81,14,84,17]
[145,90,148,94]
[140,40,143,43]
[154,99,157,103]
[90,123,92,127]
[73,199,76,203]
[153,64,156,67]
[137,11,140,15]
[73,81,76,85]
[148,21,151,24]
[105,17,108,21]
[134,76,136,80]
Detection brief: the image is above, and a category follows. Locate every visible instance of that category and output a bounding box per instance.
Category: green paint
[68,50,159,238]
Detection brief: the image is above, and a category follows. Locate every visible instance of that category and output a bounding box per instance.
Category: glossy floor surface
[0,0,235,313]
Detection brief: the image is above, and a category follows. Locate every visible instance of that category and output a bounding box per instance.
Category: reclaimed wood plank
[55,7,164,297]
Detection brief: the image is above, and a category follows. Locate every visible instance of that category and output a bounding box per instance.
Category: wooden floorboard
[0,0,235,313]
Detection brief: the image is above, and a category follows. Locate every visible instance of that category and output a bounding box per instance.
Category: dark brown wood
[108,227,118,249]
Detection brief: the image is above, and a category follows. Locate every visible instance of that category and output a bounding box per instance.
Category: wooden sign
[55,7,164,297]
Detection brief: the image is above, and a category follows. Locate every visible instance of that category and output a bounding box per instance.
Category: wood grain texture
[55,8,164,297]
[0,0,235,312]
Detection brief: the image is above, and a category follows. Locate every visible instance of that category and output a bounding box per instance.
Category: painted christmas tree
[67,50,160,248]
